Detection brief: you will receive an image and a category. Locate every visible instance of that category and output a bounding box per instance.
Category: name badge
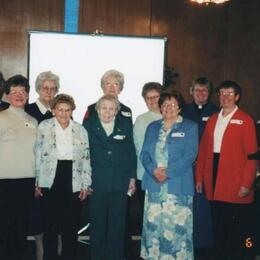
[171,132,185,138]
[230,119,243,125]
[121,111,131,117]
[202,117,209,122]
[113,134,126,140]
[25,122,36,128]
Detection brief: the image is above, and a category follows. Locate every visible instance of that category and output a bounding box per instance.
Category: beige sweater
[0,106,37,179]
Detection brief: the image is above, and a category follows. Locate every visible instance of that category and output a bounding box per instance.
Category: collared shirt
[36,98,51,115]
[101,119,115,136]
[55,118,73,159]
[214,106,238,153]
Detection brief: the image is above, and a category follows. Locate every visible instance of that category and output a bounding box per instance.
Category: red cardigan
[196,109,258,204]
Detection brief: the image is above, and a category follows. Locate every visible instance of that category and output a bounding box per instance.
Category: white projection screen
[28,31,166,122]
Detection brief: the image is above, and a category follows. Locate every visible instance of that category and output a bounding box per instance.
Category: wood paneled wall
[0,0,259,119]
[0,0,64,77]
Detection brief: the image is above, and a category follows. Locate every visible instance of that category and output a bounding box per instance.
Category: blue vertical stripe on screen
[64,0,79,33]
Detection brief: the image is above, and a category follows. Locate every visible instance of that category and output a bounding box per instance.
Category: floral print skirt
[141,187,193,260]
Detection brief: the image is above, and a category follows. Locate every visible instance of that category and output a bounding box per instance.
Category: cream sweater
[0,106,37,179]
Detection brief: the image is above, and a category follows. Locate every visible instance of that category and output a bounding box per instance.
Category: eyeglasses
[9,90,27,96]
[145,95,160,101]
[161,103,179,109]
[104,82,120,87]
[219,91,235,96]
[193,88,208,93]
[41,86,56,93]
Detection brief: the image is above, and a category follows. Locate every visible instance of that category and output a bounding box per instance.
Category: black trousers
[211,153,255,260]
[124,180,145,258]
[211,201,255,260]
[136,179,145,233]
[0,178,34,260]
[41,160,81,260]
[90,190,128,260]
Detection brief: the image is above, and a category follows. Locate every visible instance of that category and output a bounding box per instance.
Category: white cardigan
[35,118,92,192]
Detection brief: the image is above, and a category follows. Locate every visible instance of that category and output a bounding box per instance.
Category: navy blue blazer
[25,102,53,124]
[84,113,136,192]
[181,101,219,139]
[141,118,198,196]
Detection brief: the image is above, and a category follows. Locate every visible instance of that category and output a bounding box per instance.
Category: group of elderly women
[0,68,258,260]
[0,69,136,260]
[135,79,258,260]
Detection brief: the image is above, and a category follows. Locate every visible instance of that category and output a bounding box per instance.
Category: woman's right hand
[196,182,203,193]
[35,186,43,198]
[154,167,167,183]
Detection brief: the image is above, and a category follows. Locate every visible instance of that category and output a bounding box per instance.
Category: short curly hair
[159,90,185,110]
[142,82,163,98]
[51,93,76,111]
[101,69,124,91]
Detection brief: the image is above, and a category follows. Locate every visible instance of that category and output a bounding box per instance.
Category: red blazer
[196,109,258,204]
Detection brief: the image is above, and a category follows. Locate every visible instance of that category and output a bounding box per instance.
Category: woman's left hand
[238,186,250,198]
[128,178,136,195]
[78,189,89,201]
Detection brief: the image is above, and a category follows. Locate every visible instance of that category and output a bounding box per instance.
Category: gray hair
[101,69,124,91]
[95,94,121,114]
[35,71,60,93]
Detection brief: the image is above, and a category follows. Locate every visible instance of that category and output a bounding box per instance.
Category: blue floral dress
[141,121,193,260]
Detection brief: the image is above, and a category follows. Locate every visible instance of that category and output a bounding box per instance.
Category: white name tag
[113,134,126,140]
[202,117,209,122]
[171,132,185,138]
[230,119,243,125]
[121,111,131,117]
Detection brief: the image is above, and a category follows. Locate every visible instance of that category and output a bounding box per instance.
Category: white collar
[176,115,183,123]
[54,117,72,131]
[219,106,238,120]
[36,98,51,115]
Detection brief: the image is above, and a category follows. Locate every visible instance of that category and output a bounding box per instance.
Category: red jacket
[196,109,258,204]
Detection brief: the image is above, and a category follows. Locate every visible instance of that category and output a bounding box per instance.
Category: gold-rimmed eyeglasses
[218,91,235,96]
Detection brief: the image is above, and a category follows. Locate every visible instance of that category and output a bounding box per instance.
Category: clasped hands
[154,167,168,183]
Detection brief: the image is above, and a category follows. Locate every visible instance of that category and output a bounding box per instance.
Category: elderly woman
[133,82,163,233]
[140,91,198,260]
[26,71,59,123]
[83,94,136,260]
[25,70,60,260]
[0,75,38,260]
[82,69,132,123]
[196,81,258,259]
[35,94,91,260]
